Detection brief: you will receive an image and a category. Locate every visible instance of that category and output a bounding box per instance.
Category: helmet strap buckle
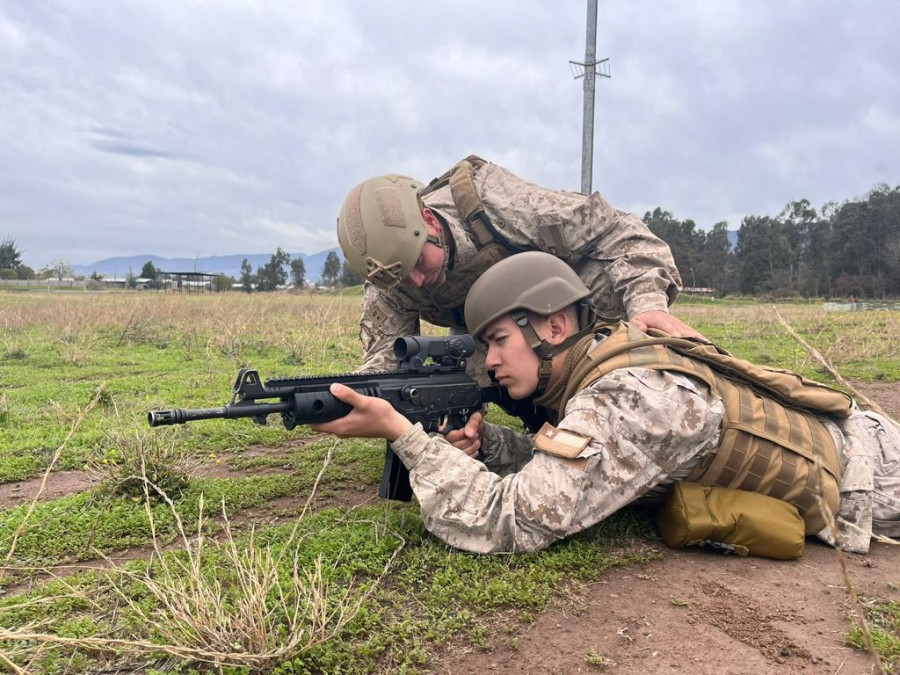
[365,258,404,290]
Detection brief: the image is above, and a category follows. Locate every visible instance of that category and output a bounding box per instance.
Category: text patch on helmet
[533,422,590,458]
[375,187,406,229]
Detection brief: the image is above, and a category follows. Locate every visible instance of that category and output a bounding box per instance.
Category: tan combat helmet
[337,174,441,290]
[465,251,597,392]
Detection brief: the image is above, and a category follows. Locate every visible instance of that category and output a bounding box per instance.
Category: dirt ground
[438,542,899,674]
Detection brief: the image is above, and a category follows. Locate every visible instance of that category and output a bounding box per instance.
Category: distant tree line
[237,248,363,293]
[645,183,900,298]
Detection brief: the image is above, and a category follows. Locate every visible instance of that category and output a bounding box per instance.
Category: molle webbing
[564,322,849,534]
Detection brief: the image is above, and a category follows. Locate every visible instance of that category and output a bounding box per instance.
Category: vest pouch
[656,482,806,560]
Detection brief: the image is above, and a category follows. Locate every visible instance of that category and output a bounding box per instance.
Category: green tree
[321,251,341,287]
[698,221,734,295]
[140,260,161,289]
[829,184,900,297]
[239,258,255,293]
[125,269,137,289]
[256,247,291,292]
[339,259,364,287]
[0,238,33,279]
[776,199,818,292]
[16,265,35,280]
[735,216,796,294]
[140,260,158,279]
[213,273,232,292]
[90,270,104,281]
[644,208,704,286]
[290,257,306,288]
[0,238,23,271]
[642,207,734,290]
[801,218,833,297]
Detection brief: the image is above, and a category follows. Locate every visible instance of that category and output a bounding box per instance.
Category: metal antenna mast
[569,0,610,195]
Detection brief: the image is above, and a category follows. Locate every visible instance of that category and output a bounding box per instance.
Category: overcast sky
[1,1,898,268]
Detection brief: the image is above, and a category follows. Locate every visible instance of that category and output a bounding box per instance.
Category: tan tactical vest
[560,323,853,534]
[414,156,516,327]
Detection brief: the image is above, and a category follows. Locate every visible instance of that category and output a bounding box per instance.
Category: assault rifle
[148,335,544,501]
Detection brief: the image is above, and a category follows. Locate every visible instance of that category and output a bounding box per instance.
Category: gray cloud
[0,0,897,269]
[88,138,182,160]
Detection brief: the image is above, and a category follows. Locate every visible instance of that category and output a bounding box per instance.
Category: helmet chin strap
[424,211,452,276]
[510,303,599,395]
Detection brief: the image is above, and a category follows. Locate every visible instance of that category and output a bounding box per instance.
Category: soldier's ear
[422,208,441,234]
[545,312,569,344]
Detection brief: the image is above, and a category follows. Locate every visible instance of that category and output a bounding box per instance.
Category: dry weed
[0,293,361,361]
[86,429,195,503]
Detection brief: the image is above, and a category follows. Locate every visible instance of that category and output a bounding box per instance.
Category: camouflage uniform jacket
[359,160,682,376]
[391,351,900,554]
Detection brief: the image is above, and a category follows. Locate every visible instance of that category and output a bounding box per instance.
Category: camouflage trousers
[820,409,900,553]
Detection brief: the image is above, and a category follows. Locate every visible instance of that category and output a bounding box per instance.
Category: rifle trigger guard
[437,415,451,435]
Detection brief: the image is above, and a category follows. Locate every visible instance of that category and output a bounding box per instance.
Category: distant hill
[728,230,738,249]
[71,248,341,282]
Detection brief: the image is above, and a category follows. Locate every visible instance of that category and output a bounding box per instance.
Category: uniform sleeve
[357,283,420,373]
[480,422,534,476]
[390,369,724,554]
[475,163,681,318]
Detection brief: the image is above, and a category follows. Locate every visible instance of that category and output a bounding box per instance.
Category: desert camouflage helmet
[465,251,591,338]
[337,174,436,290]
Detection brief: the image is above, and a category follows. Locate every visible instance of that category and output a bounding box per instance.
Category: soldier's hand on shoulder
[631,310,706,341]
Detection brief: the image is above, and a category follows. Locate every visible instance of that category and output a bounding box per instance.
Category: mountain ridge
[71,248,341,281]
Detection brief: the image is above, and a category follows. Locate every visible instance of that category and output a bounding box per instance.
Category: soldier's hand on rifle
[311,383,413,442]
[443,412,485,458]
[630,310,706,341]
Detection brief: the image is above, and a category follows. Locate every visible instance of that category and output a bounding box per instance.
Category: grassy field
[0,291,898,673]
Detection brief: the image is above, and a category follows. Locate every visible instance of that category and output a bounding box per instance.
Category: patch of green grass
[1,504,656,674]
[0,474,317,568]
[584,649,614,667]
[678,303,900,382]
[322,285,365,297]
[848,598,900,673]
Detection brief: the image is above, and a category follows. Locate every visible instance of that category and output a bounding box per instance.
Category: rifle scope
[393,335,475,362]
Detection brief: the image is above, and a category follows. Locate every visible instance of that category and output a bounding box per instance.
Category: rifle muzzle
[148,409,187,427]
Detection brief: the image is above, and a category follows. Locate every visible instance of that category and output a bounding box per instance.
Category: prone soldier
[314,252,900,555]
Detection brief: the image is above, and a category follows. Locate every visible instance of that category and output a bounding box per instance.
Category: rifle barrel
[148,401,294,427]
